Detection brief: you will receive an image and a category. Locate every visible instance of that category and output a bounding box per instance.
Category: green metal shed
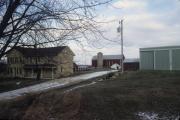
[140,46,180,70]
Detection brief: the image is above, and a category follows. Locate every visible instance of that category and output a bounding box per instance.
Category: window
[10,68,12,74]
[13,58,15,64]
[17,68,19,75]
[19,68,22,74]
[7,58,10,64]
[19,58,22,63]
[38,57,40,62]
[15,58,17,63]
[29,57,32,63]
[11,58,13,64]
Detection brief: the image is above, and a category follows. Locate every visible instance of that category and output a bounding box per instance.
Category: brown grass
[0,71,180,120]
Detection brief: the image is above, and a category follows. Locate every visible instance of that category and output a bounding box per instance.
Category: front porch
[24,64,57,79]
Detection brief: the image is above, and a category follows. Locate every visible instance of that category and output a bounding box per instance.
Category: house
[92,52,124,68]
[140,46,180,70]
[7,46,75,79]
[124,58,139,71]
[0,59,7,74]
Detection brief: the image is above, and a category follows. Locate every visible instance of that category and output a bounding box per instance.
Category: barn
[92,52,124,68]
[140,46,180,70]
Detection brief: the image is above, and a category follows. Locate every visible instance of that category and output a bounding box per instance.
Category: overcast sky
[69,0,180,65]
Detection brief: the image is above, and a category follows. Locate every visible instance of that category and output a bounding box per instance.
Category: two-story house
[7,46,74,79]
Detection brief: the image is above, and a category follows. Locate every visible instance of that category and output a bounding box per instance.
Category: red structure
[92,54,124,68]
[124,59,139,71]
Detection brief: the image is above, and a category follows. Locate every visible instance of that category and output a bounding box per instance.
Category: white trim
[41,68,43,78]
[140,48,180,52]
[52,68,54,79]
[153,50,156,70]
[139,51,141,70]
[169,49,173,71]
[31,69,34,78]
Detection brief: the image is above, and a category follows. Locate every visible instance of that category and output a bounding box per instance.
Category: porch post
[31,69,34,78]
[41,68,43,78]
[51,68,54,79]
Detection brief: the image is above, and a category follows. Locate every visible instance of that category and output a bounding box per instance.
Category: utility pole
[117,20,124,73]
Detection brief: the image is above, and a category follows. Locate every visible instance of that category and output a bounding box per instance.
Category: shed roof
[140,45,180,51]
[14,46,67,57]
[92,55,124,60]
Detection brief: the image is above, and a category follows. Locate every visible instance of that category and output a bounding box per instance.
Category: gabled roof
[92,55,124,60]
[14,46,67,57]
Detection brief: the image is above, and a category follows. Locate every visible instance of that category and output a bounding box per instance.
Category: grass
[0,70,180,120]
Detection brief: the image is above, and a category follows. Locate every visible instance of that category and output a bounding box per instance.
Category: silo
[97,52,103,68]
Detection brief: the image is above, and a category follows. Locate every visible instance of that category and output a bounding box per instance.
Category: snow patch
[137,112,180,120]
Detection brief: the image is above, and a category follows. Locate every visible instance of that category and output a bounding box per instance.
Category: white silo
[97,52,103,68]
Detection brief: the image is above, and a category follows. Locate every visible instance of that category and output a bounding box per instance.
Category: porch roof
[24,64,56,69]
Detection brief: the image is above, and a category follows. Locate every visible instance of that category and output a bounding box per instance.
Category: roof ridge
[14,46,68,57]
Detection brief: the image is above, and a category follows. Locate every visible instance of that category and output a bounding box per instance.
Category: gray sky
[69,0,180,65]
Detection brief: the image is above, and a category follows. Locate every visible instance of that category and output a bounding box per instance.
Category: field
[0,71,180,120]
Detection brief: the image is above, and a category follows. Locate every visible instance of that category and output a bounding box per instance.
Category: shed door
[140,51,154,70]
[155,50,169,70]
[172,49,180,70]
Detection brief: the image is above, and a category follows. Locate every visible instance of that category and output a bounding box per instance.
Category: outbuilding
[140,46,180,70]
[92,52,124,68]
[124,58,139,71]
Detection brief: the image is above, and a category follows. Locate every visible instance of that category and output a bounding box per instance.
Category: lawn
[0,71,180,120]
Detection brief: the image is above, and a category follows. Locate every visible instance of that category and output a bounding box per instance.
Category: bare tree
[0,0,112,59]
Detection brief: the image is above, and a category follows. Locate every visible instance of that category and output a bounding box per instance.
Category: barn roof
[92,55,124,60]
[14,46,67,57]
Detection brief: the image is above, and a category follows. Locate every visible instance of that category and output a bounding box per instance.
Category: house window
[17,68,19,75]
[19,68,22,74]
[14,68,16,76]
[10,68,12,74]
[13,58,15,64]
[54,69,56,74]
[7,58,10,63]
[38,57,40,62]
[10,58,12,64]
[19,58,22,63]
[29,57,32,63]
[11,58,13,64]
[14,58,16,63]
